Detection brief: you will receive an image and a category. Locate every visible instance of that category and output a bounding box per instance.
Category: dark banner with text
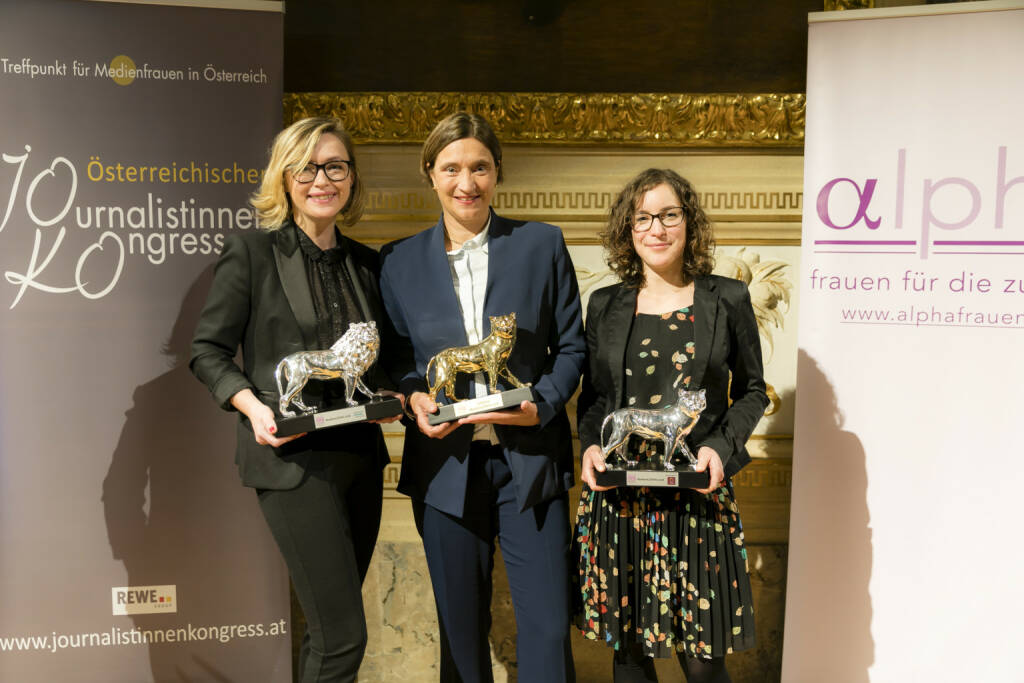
[0,1,290,681]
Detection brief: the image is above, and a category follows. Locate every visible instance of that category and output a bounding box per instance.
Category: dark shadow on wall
[101,266,280,682]
[782,350,873,682]
[726,384,796,683]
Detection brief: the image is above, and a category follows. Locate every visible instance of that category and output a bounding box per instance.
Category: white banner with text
[784,3,1024,681]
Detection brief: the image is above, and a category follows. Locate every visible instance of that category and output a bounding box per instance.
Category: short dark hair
[602,168,714,288]
[420,112,504,184]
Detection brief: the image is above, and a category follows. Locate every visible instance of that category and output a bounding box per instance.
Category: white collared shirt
[446,218,498,443]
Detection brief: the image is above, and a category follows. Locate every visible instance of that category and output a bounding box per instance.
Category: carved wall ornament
[285,92,806,147]
[825,0,874,10]
[575,266,617,298]
[712,248,792,418]
[711,248,792,360]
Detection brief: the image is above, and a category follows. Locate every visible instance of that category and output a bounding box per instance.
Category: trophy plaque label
[593,468,711,489]
[428,386,534,425]
[453,393,503,417]
[629,471,677,486]
[315,405,367,428]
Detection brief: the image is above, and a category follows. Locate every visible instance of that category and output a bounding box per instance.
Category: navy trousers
[413,443,576,683]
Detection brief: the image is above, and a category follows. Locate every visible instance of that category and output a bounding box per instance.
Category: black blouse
[294,223,363,348]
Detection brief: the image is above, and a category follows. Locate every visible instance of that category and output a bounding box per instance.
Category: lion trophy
[427,312,530,403]
[600,388,707,471]
[275,321,381,417]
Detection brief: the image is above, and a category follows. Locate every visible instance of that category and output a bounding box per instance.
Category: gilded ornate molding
[825,0,874,9]
[284,92,805,147]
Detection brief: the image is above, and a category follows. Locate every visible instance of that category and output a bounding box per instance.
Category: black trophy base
[427,386,534,425]
[275,397,403,437]
[594,467,711,489]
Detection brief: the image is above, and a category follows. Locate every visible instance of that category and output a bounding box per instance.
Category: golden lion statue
[427,313,530,402]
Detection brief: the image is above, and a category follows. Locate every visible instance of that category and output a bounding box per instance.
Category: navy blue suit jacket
[379,212,585,517]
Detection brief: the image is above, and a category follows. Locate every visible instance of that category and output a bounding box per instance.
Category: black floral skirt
[573,481,756,659]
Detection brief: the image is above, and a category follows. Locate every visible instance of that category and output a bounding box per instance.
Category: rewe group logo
[111,585,176,616]
[813,146,1023,259]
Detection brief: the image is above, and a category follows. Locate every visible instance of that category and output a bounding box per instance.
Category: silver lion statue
[600,388,707,471]
[275,321,382,417]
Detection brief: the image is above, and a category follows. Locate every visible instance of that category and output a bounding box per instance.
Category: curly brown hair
[602,168,714,288]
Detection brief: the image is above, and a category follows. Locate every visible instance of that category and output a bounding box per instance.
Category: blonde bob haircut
[251,117,365,229]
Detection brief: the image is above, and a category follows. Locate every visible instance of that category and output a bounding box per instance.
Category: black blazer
[379,212,586,517]
[576,275,769,478]
[190,222,390,490]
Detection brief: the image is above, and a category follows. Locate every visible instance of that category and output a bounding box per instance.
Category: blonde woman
[191,117,399,683]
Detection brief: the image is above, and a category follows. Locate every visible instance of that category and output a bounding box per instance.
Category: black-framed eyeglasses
[293,160,353,183]
[632,207,685,232]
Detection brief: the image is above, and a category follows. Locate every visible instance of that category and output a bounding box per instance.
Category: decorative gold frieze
[825,0,874,9]
[494,191,612,212]
[733,458,793,489]
[359,190,803,223]
[383,463,400,488]
[702,191,802,212]
[285,92,805,147]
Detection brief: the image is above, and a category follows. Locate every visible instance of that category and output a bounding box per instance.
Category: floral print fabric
[573,309,756,659]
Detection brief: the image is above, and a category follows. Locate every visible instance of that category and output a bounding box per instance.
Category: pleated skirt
[573,481,756,659]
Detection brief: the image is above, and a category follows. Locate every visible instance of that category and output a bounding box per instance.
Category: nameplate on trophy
[428,386,534,425]
[594,468,711,489]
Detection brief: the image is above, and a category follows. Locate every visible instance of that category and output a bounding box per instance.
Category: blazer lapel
[340,238,373,322]
[273,223,318,350]
[604,285,636,409]
[427,215,469,346]
[482,210,507,334]
[690,275,720,390]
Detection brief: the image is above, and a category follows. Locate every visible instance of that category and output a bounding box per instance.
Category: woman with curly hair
[573,168,768,682]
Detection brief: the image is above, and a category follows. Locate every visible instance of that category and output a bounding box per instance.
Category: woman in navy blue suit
[191,117,400,683]
[379,113,584,683]
[574,169,768,683]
